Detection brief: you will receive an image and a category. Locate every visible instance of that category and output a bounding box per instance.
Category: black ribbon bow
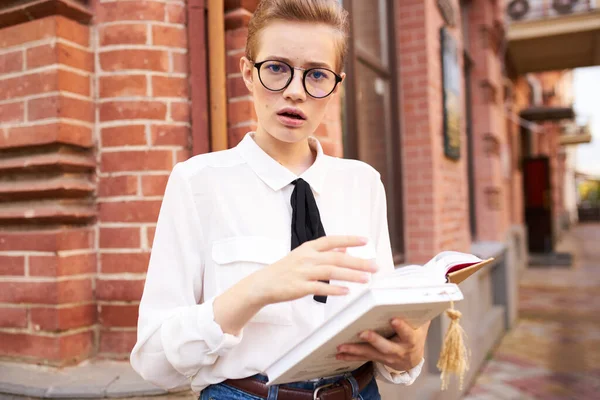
[290,178,328,303]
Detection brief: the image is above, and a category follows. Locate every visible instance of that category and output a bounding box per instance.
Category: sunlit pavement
[464,223,600,399]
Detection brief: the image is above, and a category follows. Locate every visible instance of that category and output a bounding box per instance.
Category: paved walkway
[464,223,600,400]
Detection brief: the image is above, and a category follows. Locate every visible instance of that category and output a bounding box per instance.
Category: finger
[317,251,377,272]
[309,281,349,297]
[391,319,428,353]
[310,236,368,252]
[336,343,391,365]
[357,330,404,356]
[307,265,371,284]
[391,319,418,345]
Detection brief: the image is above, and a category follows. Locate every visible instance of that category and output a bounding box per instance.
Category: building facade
[0,0,591,399]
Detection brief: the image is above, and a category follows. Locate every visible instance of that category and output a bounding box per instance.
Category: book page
[370,252,483,289]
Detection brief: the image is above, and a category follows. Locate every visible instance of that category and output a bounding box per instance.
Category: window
[462,0,477,238]
[342,0,404,262]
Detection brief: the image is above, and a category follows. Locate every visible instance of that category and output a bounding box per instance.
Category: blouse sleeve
[371,177,424,385]
[130,163,242,390]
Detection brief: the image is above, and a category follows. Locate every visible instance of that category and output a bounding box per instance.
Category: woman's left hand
[336,319,430,372]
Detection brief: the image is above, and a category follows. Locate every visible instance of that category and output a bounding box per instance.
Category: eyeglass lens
[258,60,337,98]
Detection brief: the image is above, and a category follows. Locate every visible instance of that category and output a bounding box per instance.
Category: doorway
[523,156,553,253]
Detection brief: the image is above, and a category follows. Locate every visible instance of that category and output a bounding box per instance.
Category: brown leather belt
[223,362,374,400]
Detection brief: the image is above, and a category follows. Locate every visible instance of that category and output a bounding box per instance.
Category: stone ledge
[0,360,190,399]
[0,0,92,30]
[470,240,506,261]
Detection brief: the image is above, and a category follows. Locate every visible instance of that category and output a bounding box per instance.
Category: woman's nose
[283,71,306,102]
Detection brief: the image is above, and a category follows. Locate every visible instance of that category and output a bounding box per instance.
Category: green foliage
[579,180,600,206]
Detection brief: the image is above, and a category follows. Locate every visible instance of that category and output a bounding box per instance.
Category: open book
[264,251,494,385]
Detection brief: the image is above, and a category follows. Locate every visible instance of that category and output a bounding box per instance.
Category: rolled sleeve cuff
[375,358,424,385]
[202,297,243,356]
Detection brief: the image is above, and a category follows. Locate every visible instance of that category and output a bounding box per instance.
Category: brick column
[224,1,343,154]
[396,0,434,263]
[95,0,191,359]
[533,121,563,239]
[0,13,96,365]
[468,0,511,242]
[225,3,258,147]
[397,0,471,263]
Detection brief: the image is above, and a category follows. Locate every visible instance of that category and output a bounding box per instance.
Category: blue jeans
[199,373,381,400]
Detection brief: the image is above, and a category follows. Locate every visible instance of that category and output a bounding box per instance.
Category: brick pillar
[396,0,434,263]
[468,0,510,242]
[95,0,192,359]
[397,0,471,263]
[224,1,343,154]
[507,113,524,226]
[535,121,562,240]
[0,13,96,365]
[225,2,257,147]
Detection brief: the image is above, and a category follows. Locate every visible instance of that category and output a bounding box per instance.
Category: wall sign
[441,27,461,160]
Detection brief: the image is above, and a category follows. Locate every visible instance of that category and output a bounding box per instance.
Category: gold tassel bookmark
[436,301,470,391]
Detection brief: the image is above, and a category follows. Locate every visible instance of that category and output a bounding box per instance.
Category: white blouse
[130,132,424,393]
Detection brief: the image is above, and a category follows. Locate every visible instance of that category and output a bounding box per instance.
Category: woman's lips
[277,114,306,127]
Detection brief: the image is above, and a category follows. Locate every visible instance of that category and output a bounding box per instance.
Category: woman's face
[241,21,345,144]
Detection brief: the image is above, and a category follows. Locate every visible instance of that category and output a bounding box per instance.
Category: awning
[519,106,575,121]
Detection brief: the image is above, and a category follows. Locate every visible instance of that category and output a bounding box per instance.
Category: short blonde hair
[246,0,349,72]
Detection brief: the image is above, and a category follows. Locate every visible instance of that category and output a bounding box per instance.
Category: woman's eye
[266,63,286,73]
[310,70,328,80]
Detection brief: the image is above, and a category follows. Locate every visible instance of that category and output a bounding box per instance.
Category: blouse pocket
[211,236,292,326]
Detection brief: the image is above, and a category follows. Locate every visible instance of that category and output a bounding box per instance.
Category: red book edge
[446,258,495,284]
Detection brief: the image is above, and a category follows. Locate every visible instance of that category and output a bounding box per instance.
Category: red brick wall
[397,0,471,263]
[225,12,257,147]
[466,0,511,242]
[427,0,471,255]
[95,0,191,359]
[397,0,434,263]
[511,76,531,225]
[507,115,524,226]
[0,15,96,366]
[533,122,562,228]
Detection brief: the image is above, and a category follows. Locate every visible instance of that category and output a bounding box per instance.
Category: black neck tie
[290,178,328,303]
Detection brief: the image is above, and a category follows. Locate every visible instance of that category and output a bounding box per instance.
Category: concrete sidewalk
[464,223,600,399]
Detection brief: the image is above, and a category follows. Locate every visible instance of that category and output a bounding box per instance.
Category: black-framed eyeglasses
[252,59,342,99]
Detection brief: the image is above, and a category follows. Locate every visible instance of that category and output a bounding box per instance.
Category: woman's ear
[240,57,254,93]
[332,72,346,95]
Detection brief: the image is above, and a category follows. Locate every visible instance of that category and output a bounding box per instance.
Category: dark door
[523,157,553,253]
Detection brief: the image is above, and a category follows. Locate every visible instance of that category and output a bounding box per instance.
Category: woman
[130,0,430,399]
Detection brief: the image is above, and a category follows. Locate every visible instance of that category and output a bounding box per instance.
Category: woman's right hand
[246,235,378,307]
[213,235,377,335]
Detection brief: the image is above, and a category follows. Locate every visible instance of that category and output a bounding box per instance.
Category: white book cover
[265,283,463,385]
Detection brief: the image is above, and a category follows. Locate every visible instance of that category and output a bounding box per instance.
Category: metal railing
[506,0,598,22]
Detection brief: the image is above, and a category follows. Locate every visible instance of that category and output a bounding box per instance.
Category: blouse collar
[235,132,327,194]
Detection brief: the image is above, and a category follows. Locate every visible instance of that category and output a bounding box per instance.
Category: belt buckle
[313,382,334,400]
